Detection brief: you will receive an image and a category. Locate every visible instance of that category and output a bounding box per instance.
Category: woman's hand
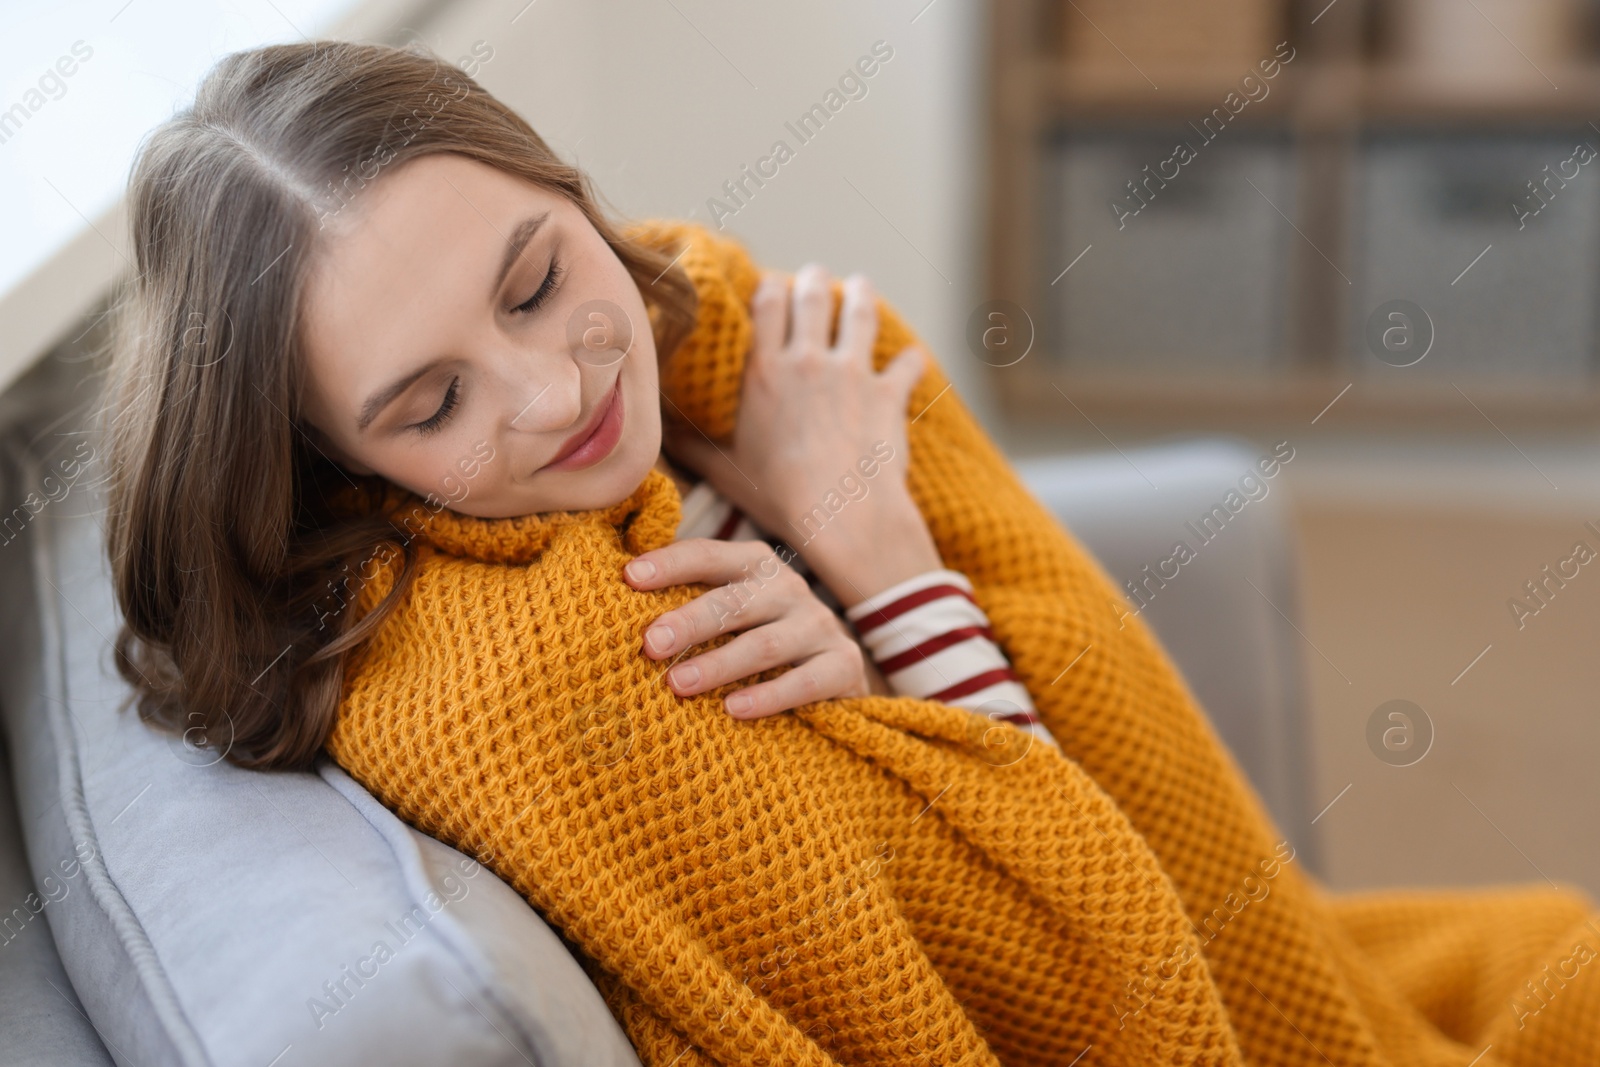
[624,537,872,718]
[662,263,943,608]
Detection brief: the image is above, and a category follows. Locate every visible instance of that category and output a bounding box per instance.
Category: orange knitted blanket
[325,219,1600,1066]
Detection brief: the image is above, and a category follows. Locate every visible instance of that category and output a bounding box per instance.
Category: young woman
[104,41,1051,770]
[99,38,1600,1067]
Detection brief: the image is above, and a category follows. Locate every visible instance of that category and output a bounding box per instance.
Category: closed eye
[413,376,460,436]
[511,258,564,314]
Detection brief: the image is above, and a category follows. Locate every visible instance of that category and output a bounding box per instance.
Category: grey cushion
[0,426,643,1067]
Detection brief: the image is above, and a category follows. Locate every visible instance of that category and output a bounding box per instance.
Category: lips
[542,378,624,473]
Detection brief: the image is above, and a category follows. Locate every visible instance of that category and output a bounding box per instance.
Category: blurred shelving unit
[985,0,1600,430]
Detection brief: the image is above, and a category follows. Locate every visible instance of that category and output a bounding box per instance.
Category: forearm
[792,491,943,609]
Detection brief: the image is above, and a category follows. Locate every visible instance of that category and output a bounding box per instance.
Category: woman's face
[298,153,662,519]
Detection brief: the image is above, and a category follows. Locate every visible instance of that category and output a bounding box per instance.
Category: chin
[576,447,657,510]
[521,445,658,517]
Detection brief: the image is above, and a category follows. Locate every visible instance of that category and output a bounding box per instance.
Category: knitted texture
[324,219,1600,1066]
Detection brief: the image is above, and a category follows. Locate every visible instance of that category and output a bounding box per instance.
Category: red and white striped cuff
[845,570,1058,749]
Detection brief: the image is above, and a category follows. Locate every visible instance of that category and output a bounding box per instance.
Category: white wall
[407,0,997,428]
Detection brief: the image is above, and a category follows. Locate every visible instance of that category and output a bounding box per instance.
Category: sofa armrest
[1015,437,1321,875]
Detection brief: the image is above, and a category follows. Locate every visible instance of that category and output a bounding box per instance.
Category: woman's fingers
[642,578,785,659]
[831,274,878,365]
[723,646,866,719]
[749,271,789,371]
[626,539,800,659]
[788,263,834,355]
[884,343,926,405]
[664,612,822,697]
[625,537,780,591]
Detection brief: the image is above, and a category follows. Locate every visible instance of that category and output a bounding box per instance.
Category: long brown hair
[100,41,699,771]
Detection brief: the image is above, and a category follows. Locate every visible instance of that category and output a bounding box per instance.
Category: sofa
[0,354,1317,1067]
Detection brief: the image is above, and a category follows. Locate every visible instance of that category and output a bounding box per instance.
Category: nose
[507,350,582,434]
[509,381,555,432]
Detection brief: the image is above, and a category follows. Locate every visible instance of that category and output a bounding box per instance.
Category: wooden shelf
[1029,60,1600,126]
[1356,64,1600,122]
[984,0,1600,431]
[992,362,1600,430]
[1032,61,1300,122]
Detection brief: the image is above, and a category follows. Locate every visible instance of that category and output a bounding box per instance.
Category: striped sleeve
[677,480,758,543]
[673,479,1057,750]
[843,570,1060,750]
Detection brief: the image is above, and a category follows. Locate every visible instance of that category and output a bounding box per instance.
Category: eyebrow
[355,211,551,434]
[494,211,550,295]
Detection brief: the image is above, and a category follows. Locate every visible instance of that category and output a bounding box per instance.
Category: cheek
[398,433,494,504]
[621,349,662,452]
[436,462,471,501]
[611,283,659,435]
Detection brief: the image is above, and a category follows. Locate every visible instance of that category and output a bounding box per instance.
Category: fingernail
[627,559,656,581]
[670,663,700,689]
[725,693,752,715]
[645,624,674,653]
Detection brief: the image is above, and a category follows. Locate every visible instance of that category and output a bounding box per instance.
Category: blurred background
[4,0,1599,898]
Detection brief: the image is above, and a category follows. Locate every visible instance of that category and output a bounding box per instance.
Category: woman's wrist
[792,492,942,609]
